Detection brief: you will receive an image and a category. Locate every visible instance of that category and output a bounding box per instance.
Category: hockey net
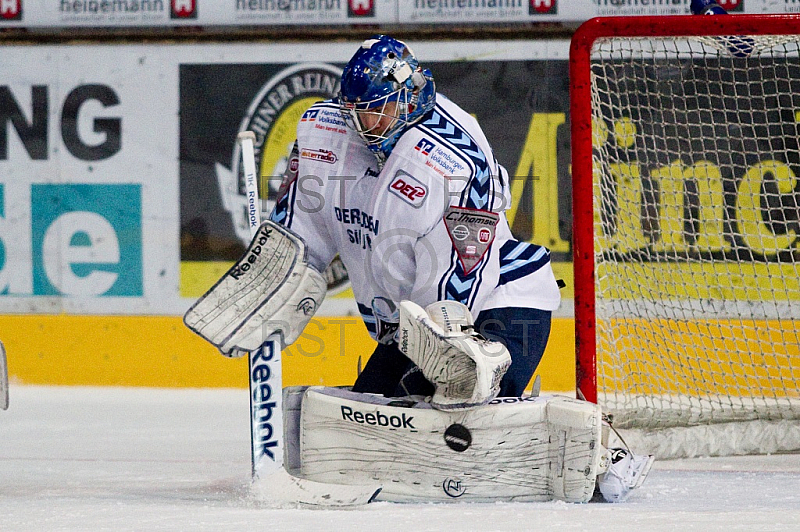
[570,15,800,458]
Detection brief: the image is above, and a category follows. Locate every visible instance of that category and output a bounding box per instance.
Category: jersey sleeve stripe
[419,108,493,210]
[497,241,551,286]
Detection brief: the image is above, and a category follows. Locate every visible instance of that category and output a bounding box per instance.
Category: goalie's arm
[183,220,327,355]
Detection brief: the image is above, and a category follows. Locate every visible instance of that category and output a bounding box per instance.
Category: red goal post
[570,15,800,456]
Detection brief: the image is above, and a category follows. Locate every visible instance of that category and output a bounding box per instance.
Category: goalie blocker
[283,386,652,503]
[183,220,326,356]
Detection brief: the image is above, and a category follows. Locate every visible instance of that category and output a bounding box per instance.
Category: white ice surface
[2,386,799,532]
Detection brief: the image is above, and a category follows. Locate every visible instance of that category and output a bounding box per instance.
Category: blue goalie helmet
[339,35,436,159]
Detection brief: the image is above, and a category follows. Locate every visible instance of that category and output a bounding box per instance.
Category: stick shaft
[237,131,284,478]
[237,131,261,234]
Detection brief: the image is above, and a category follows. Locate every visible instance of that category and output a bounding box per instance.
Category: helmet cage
[340,86,418,151]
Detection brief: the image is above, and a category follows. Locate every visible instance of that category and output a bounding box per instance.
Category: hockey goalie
[184,34,654,504]
[184,223,653,504]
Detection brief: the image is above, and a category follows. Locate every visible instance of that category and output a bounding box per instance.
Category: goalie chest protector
[285,387,603,503]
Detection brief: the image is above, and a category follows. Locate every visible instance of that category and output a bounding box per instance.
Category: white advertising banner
[1,46,179,314]
[0,0,396,27]
[0,0,797,28]
[398,0,560,22]
[0,39,573,315]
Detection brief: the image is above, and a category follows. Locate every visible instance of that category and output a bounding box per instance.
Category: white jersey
[270,95,560,342]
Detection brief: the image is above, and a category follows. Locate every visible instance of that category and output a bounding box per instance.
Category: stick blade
[0,341,8,410]
[250,467,381,508]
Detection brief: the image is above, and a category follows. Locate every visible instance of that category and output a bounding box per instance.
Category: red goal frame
[569,14,800,404]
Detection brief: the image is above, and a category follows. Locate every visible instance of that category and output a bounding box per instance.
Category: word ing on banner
[0,84,142,297]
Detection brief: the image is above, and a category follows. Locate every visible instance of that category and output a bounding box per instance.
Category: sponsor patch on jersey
[414,138,435,156]
[451,225,470,241]
[389,170,428,208]
[443,206,499,273]
[300,109,319,122]
[312,109,348,135]
[423,144,467,178]
[300,148,338,164]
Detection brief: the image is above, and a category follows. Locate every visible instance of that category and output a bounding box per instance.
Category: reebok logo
[341,406,416,430]
[230,225,271,280]
[400,327,410,353]
[251,343,279,461]
[489,396,539,404]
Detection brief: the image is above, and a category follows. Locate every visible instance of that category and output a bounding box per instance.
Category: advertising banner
[0,0,797,29]
[1,46,178,314]
[1,40,574,317]
[398,0,560,23]
[0,0,396,27]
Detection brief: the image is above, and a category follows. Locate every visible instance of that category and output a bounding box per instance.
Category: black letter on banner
[61,84,121,161]
[0,85,48,160]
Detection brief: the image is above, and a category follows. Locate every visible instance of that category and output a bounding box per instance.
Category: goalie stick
[0,340,8,410]
[237,131,380,507]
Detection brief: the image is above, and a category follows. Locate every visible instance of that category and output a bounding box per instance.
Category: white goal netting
[587,31,800,457]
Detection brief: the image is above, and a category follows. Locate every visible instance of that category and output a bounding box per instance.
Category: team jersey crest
[443,206,499,274]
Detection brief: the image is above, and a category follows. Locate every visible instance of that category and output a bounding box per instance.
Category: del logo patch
[444,206,499,273]
[389,170,428,208]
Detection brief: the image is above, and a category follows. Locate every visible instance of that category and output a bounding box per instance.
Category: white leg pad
[288,387,604,503]
[546,398,605,502]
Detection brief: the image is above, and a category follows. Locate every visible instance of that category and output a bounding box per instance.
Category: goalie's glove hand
[398,300,511,410]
